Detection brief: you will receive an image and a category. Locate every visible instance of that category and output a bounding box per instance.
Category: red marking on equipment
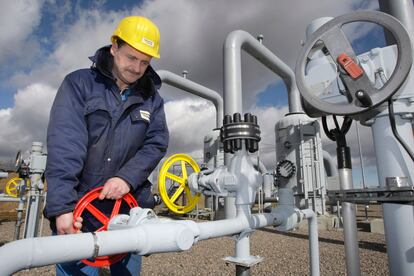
[337,52,364,79]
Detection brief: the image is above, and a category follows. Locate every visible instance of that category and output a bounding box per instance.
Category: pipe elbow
[156,70,170,81]
[224,30,249,50]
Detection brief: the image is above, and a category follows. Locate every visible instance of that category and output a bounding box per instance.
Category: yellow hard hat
[111,16,160,58]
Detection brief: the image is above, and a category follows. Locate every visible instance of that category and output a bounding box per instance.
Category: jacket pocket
[84,98,111,141]
[83,98,111,174]
[84,98,111,116]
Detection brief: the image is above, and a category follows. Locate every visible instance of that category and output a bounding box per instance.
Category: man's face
[110,41,152,87]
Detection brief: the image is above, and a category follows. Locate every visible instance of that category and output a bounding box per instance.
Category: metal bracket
[327,186,414,203]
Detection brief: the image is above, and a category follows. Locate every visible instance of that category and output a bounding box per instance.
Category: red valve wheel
[73,186,138,267]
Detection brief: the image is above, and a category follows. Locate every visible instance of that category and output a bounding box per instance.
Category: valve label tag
[337,52,364,79]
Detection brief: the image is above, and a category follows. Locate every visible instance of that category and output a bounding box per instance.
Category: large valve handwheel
[5,177,23,197]
[73,187,138,267]
[158,154,201,214]
[295,11,412,117]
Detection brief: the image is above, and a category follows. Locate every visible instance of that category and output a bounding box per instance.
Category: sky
[0,0,389,187]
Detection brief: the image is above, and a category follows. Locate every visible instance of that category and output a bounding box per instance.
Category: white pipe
[301,209,320,276]
[0,221,196,275]
[223,29,303,218]
[323,150,338,177]
[223,29,302,116]
[0,209,286,275]
[197,212,281,240]
[157,70,224,128]
[0,196,21,202]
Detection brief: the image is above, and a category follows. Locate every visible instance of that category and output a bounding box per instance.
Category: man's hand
[56,212,83,235]
[99,177,131,200]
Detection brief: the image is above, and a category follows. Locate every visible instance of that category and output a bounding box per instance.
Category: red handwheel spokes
[73,186,138,267]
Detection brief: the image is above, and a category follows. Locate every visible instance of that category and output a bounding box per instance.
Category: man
[44,16,169,275]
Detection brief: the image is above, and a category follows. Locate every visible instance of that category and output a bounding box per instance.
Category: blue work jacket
[44,46,169,221]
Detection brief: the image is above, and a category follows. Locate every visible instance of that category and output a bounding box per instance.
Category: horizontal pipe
[0,196,21,202]
[255,196,278,203]
[0,172,8,178]
[0,207,289,275]
[157,70,224,128]
[197,212,281,240]
[0,220,196,275]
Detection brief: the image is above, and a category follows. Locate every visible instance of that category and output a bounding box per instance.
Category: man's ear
[110,41,117,56]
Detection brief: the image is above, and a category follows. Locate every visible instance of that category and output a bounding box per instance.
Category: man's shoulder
[150,90,165,106]
[65,68,96,82]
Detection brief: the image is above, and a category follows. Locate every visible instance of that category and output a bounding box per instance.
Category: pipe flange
[275,160,296,179]
[221,113,261,153]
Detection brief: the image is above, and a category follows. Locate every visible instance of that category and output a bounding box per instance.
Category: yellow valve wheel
[158,154,201,214]
[5,177,23,197]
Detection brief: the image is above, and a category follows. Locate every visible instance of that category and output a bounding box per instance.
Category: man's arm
[44,75,88,220]
[115,95,169,191]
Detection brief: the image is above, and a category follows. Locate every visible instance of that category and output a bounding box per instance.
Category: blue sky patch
[255,81,288,107]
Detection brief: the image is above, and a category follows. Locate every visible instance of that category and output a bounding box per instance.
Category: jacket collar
[89,45,162,99]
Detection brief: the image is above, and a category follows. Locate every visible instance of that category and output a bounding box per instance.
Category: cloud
[0,0,383,177]
[0,83,55,157]
[0,0,44,67]
[164,98,216,158]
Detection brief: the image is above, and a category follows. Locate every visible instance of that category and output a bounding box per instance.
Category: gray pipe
[323,150,338,177]
[157,70,223,128]
[253,159,273,199]
[252,159,273,210]
[379,0,414,43]
[223,30,303,218]
[223,30,302,116]
[0,208,289,275]
[301,209,320,276]
[0,196,21,202]
[157,70,224,210]
[376,2,414,275]
[339,168,361,276]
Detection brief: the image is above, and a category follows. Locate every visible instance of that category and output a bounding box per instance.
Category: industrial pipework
[223,30,303,219]
[295,5,414,275]
[224,30,302,116]
[157,70,223,128]
[0,146,320,276]
[156,69,224,211]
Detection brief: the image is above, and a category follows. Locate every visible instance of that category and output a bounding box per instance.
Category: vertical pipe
[372,115,414,187]
[355,123,366,189]
[323,150,338,176]
[224,35,242,219]
[339,168,361,276]
[379,0,414,43]
[24,142,45,239]
[224,30,305,218]
[301,209,320,276]
[382,202,414,276]
[372,115,414,275]
[235,235,251,276]
[375,3,414,272]
[13,183,26,240]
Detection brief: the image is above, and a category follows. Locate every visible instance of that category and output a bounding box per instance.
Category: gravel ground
[0,212,388,276]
